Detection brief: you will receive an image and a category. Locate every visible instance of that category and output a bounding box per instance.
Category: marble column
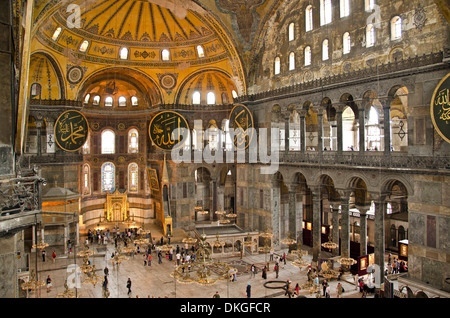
[358,206,369,256]
[358,106,365,153]
[330,202,341,257]
[285,114,290,155]
[382,99,392,154]
[340,193,351,258]
[373,194,387,285]
[287,184,297,240]
[64,225,69,254]
[336,105,344,155]
[271,179,281,249]
[35,119,43,156]
[299,111,306,153]
[317,112,323,154]
[311,189,321,262]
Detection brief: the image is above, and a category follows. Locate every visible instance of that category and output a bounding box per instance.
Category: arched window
[192,91,201,104]
[343,32,351,54]
[197,45,205,58]
[304,46,311,66]
[223,119,233,151]
[340,0,350,18]
[30,83,41,98]
[119,47,128,60]
[288,22,295,41]
[128,128,139,153]
[83,94,91,104]
[366,106,381,151]
[207,92,216,105]
[79,40,89,52]
[192,129,198,150]
[52,27,62,41]
[118,96,127,107]
[82,136,90,155]
[161,49,170,61]
[306,5,313,32]
[104,96,113,107]
[101,130,115,154]
[131,96,138,106]
[128,163,138,192]
[289,52,295,70]
[320,0,332,26]
[274,56,281,75]
[93,95,100,106]
[366,24,375,47]
[101,162,115,192]
[322,39,329,60]
[83,164,90,194]
[232,90,238,99]
[365,0,375,11]
[391,16,402,40]
[207,121,218,151]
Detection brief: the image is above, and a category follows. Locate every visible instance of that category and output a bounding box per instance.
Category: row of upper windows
[277,15,402,74]
[84,94,139,107]
[51,27,207,60]
[83,129,139,155]
[191,90,238,105]
[83,162,141,193]
[289,0,376,37]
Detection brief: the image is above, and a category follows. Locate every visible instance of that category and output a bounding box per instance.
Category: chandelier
[182,233,198,245]
[56,280,76,298]
[83,265,103,287]
[242,232,257,248]
[225,208,237,219]
[321,233,338,250]
[134,229,151,246]
[337,257,357,267]
[110,245,129,267]
[318,260,340,280]
[171,233,232,285]
[258,230,272,253]
[32,241,49,250]
[290,242,310,269]
[280,235,296,246]
[212,234,225,248]
[21,270,45,291]
[78,248,95,274]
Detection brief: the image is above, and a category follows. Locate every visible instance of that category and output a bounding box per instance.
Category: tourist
[336,282,344,298]
[126,278,132,295]
[52,250,56,263]
[246,283,251,298]
[46,275,52,292]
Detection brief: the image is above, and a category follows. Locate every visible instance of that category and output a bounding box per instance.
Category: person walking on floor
[126,278,132,295]
[46,275,52,292]
[52,250,56,263]
[336,282,344,298]
[42,250,46,262]
[246,283,251,298]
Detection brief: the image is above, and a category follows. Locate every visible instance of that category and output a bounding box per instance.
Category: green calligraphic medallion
[149,111,189,151]
[54,110,89,152]
[229,104,254,150]
[431,73,450,143]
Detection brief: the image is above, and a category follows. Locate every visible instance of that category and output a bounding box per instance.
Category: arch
[347,177,369,207]
[77,67,162,106]
[128,128,139,153]
[101,129,115,154]
[175,68,237,105]
[29,52,66,100]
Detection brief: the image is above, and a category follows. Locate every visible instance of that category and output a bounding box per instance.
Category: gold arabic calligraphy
[150,112,188,150]
[55,111,88,151]
[435,88,450,123]
[230,104,253,149]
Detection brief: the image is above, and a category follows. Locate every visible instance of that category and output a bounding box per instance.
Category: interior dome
[40,0,229,65]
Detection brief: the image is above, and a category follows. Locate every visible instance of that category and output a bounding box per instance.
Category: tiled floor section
[25,224,390,299]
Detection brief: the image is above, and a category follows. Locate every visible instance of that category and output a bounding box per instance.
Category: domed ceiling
[36,0,231,67]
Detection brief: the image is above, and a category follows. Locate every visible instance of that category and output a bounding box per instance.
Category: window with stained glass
[102,162,115,192]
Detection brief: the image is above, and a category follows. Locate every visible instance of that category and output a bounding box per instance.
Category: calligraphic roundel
[149,111,190,151]
[54,110,89,152]
[229,104,254,150]
[431,73,450,143]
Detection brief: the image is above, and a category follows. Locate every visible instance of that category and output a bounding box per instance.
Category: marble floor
[24,223,391,299]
